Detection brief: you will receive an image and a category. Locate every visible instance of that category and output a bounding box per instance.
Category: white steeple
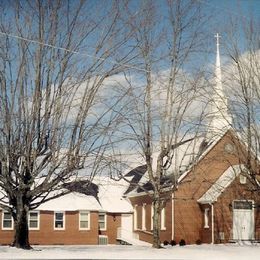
[207,33,232,138]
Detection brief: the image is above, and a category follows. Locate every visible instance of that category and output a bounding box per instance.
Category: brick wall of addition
[0,211,121,245]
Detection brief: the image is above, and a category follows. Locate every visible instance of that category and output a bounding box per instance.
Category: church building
[124,34,260,245]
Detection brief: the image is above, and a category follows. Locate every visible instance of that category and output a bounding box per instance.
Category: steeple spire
[207,33,232,138]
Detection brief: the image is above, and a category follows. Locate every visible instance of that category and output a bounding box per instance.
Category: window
[204,208,210,228]
[239,174,247,184]
[142,204,146,230]
[28,211,39,230]
[134,205,137,230]
[54,212,65,230]
[233,200,253,210]
[79,211,90,230]
[98,212,106,231]
[161,207,166,230]
[2,211,13,230]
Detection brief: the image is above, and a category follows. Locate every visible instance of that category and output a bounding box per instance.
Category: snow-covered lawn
[0,244,259,259]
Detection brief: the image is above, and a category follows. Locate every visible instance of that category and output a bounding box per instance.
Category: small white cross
[215,33,221,45]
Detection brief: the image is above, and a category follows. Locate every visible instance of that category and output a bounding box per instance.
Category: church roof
[36,176,132,213]
[124,135,210,196]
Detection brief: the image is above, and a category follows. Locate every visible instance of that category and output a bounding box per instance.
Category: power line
[0,31,149,73]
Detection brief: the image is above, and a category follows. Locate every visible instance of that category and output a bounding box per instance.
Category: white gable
[197,164,247,204]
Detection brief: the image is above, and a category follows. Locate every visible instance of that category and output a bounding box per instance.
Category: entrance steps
[116,227,151,246]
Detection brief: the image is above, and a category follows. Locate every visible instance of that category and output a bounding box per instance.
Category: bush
[179,239,186,246]
[163,240,169,246]
[170,240,177,246]
[196,239,202,245]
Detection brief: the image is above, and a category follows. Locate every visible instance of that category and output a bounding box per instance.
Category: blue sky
[205,0,260,18]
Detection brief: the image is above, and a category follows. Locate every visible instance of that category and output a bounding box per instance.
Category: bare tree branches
[0,0,135,249]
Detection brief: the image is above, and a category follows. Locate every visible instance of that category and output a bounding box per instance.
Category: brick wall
[214,177,260,243]
[129,193,173,244]
[128,130,260,245]
[0,210,121,245]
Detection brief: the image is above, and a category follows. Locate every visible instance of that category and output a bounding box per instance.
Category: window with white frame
[161,207,166,230]
[2,211,13,230]
[239,174,247,184]
[79,211,90,230]
[28,211,40,230]
[98,212,106,230]
[204,208,210,228]
[54,212,65,230]
[134,205,137,230]
[142,203,146,230]
[151,204,154,230]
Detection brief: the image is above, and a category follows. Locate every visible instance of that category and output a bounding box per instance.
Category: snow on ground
[0,244,259,260]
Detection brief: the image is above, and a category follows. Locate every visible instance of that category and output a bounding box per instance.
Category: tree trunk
[12,204,31,249]
[152,195,161,248]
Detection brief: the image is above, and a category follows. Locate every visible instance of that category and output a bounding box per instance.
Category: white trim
[98,212,107,231]
[2,211,13,230]
[142,203,146,231]
[198,164,248,204]
[204,208,210,228]
[134,205,138,230]
[211,204,214,244]
[54,211,65,230]
[79,210,90,230]
[28,211,40,230]
[161,207,166,230]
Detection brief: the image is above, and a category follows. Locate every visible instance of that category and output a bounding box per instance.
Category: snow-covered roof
[197,164,247,204]
[125,135,206,196]
[178,130,228,183]
[37,176,133,213]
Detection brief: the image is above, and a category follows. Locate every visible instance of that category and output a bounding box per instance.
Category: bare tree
[0,0,134,249]
[110,0,208,248]
[224,15,260,193]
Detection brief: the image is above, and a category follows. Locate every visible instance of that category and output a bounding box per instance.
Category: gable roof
[123,165,147,195]
[124,131,227,196]
[197,164,247,204]
[177,129,230,184]
[36,176,132,213]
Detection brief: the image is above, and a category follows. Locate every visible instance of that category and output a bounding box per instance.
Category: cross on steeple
[214,33,221,46]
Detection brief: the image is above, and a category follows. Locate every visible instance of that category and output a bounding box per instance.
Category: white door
[121,214,133,239]
[233,201,254,240]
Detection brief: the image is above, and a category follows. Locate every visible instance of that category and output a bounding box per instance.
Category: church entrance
[232,200,254,240]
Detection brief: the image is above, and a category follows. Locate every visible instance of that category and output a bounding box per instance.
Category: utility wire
[0,31,149,73]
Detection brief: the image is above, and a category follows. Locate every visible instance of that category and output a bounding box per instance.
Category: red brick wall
[128,130,260,245]
[214,177,260,243]
[0,210,121,245]
[99,213,121,244]
[173,131,244,244]
[129,193,173,244]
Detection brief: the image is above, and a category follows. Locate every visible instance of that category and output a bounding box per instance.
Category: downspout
[211,203,214,244]
[171,191,174,241]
